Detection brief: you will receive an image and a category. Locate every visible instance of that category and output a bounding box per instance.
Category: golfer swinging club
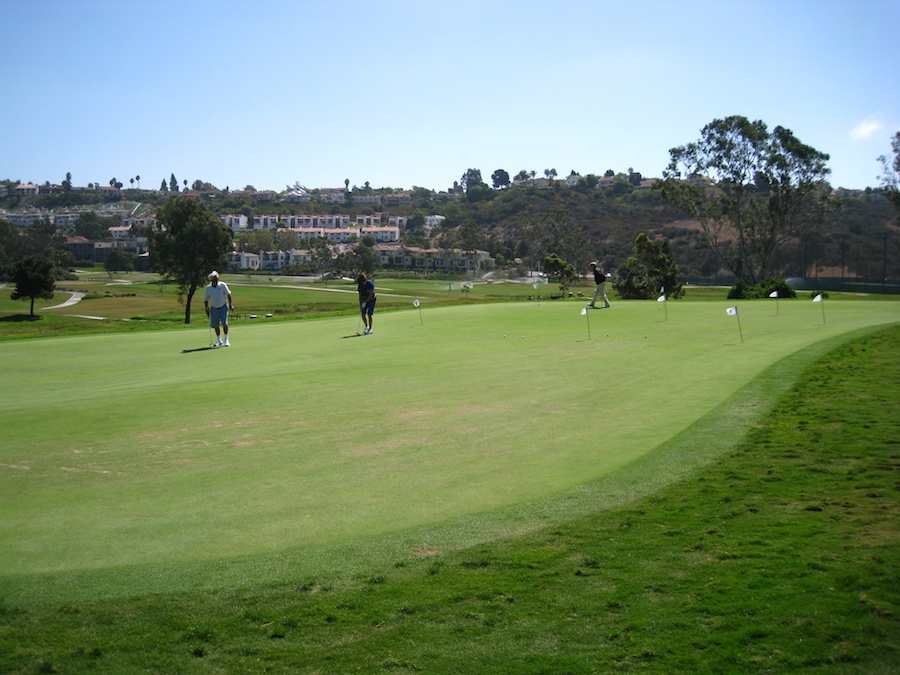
[357,273,376,335]
[587,261,611,309]
[203,271,234,347]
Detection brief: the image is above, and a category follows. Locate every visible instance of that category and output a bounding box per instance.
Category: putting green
[0,297,897,601]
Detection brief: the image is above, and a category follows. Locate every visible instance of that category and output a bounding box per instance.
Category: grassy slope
[0,325,896,673]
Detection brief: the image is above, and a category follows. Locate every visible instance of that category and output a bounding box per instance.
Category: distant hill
[2,180,897,283]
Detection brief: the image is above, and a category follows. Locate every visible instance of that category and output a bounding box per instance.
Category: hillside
[2,180,897,283]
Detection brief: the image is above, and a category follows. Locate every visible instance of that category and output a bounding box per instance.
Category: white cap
[208,271,219,279]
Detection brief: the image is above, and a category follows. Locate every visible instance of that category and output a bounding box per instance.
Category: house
[66,235,94,260]
[424,215,446,235]
[359,226,400,243]
[221,214,248,233]
[15,183,40,195]
[319,188,346,204]
[597,176,617,188]
[351,193,381,205]
[283,188,311,203]
[356,214,382,227]
[252,215,280,230]
[384,193,411,205]
[277,227,326,240]
[228,251,260,272]
[109,224,133,240]
[323,229,354,244]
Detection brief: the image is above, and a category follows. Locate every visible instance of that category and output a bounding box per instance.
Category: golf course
[1,276,897,672]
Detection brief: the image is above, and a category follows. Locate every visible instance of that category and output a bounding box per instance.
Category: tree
[10,256,55,316]
[150,197,233,324]
[613,233,683,300]
[491,169,510,189]
[237,229,275,253]
[104,249,136,274]
[878,131,900,210]
[544,168,558,182]
[460,168,483,193]
[169,174,179,192]
[542,253,577,294]
[310,237,332,279]
[660,115,833,285]
[73,212,111,241]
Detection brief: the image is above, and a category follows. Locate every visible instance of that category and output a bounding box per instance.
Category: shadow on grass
[0,314,42,323]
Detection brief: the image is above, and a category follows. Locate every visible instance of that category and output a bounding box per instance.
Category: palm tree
[136,175,140,189]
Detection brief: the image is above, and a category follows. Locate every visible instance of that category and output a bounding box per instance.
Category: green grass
[0,282,897,672]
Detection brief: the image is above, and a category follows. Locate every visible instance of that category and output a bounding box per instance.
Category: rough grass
[0,326,896,673]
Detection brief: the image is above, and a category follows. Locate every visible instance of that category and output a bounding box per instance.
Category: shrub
[728,276,796,299]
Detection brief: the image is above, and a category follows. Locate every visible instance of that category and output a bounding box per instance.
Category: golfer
[357,273,376,335]
[203,271,234,346]
[587,261,611,309]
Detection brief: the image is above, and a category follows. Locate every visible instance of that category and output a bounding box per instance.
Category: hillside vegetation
[2,180,897,282]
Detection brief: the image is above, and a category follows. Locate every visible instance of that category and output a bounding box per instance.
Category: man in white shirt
[202,271,234,347]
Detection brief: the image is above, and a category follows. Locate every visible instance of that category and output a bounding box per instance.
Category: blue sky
[2,0,897,193]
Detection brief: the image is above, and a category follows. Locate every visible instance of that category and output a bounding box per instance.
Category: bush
[728,276,796,299]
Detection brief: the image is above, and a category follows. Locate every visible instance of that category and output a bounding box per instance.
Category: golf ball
[522,335,525,339]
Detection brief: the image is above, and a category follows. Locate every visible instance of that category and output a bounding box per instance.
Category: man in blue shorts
[357,273,376,335]
[203,271,234,346]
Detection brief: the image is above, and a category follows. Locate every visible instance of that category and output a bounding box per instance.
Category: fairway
[1,297,897,603]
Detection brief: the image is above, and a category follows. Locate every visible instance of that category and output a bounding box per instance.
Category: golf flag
[657,294,666,302]
[769,289,780,315]
[813,293,825,323]
[413,298,423,325]
[413,298,420,307]
[581,307,588,315]
[580,305,591,339]
[726,306,743,342]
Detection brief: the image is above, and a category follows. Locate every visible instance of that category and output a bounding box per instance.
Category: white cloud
[850,118,883,141]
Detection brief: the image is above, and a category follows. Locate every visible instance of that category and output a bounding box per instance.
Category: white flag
[657,295,666,302]
[727,306,738,316]
[769,290,778,298]
[413,299,420,307]
[581,307,588,315]
[813,294,823,302]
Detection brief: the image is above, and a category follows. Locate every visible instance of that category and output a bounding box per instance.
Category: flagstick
[775,295,779,316]
[820,298,826,324]
[586,308,591,339]
[663,297,668,321]
[735,313,744,343]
